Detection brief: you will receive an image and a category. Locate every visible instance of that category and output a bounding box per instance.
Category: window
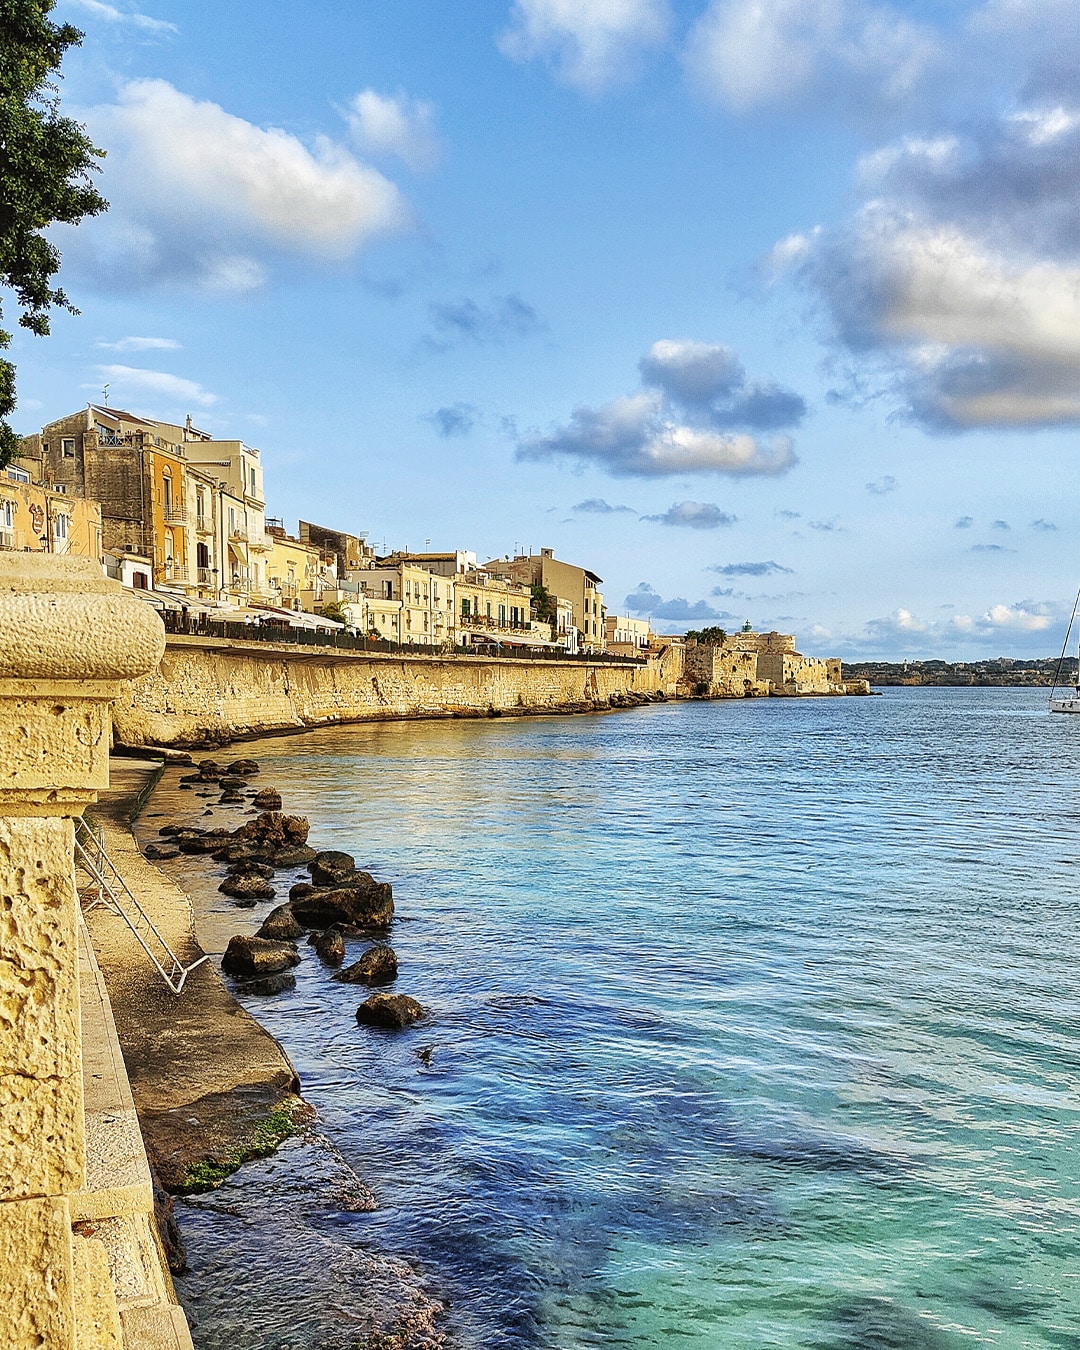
[162,473,172,509]
[249,467,256,495]
[461,598,471,617]
[498,604,506,625]
[6,465,29,483]
[53,514,69,541]
[61,437,75,458]
[1,500,13,529]
[196,542,209,568]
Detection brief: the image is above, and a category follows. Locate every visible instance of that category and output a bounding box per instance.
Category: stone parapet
[0,556,168,1348]
[112,635,676,747]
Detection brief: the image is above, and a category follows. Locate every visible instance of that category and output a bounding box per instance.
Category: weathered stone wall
[680,644,769,698]
[112,636,679,747]
[757,652,843,695]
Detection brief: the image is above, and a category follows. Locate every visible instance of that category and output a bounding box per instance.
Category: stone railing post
[0,556,164,1348]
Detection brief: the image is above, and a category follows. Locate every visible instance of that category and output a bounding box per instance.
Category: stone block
[0,816,85,1200]
[72,1234,123,1350]
[0,1195,75,1349]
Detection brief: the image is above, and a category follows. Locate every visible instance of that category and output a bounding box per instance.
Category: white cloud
[780,96,1080,431]
[685,0,939,120]
[861,598,1058,652]
[97,364,217,407]
[69,80,408,292]
[499,0,670,91]
[345,89,440,171]
[985,603,1051,631]
[96,335,181,352]
[66,0,178,34]
[514,340,805,477]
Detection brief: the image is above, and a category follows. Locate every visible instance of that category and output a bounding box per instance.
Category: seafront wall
[112,636,682,748]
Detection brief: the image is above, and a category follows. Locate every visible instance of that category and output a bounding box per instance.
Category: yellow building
[604,614,651,655]
[264,523,324,610]
[455,569,535,645]
[19,406,271,605]
[485,547,606,651]
[353,561,454,646]
[0,467,103,562]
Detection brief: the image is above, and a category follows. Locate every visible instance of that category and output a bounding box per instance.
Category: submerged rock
[258,905,304,941]
[309,926,346,966]
[290,876,394,929]
[253,787,282,810]
[356,994,425,1029]
[221,935,300,978]
[144,842,180,861]
[334,944,397,986]
[236,971,296,996]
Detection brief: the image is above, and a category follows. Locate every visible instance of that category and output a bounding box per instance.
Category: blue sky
[13,0,1080,657]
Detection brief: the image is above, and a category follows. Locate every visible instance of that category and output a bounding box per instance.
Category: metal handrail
[74,820,209,995]
[158,609,648,663]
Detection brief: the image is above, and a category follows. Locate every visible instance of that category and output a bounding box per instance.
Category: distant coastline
[847,657,1075,687]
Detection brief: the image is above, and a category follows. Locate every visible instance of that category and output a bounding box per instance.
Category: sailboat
[1050,588,1080,713]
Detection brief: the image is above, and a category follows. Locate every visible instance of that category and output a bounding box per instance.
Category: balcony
[249,532,273,553]
[195,515,212,535]
[0,528,24,551]
[160,563,189,583]
[197,567,215,586]
[229,526,249,542]
[163,505,189,525]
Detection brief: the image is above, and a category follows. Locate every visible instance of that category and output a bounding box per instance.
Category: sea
[141,686,1080,1350]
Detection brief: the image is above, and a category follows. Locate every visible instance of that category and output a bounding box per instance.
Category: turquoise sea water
[171,688,1080,1348]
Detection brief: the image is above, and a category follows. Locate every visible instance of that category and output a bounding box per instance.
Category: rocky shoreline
[107,754,450,1348]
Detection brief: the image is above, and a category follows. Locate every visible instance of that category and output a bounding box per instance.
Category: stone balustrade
[0,555,166,1348]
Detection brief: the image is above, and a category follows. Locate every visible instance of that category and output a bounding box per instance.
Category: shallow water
[155,689,1080,1348]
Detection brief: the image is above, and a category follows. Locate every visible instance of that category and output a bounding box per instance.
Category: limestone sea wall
[113,636,682,748]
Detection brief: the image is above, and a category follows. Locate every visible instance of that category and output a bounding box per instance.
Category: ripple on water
[152,689,1080,1349]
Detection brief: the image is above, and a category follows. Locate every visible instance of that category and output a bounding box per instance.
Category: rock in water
[236,972,296,996]
[268,844,317,867]
[309,849,358,887]
[218,873,276,901]
[355,994,425,1029]
[225,861,274,879]
[310,927,346,965]
[221,935,300,978]
[227,758,260,776]
[334,945,397,985]
[257,905,305,941]
[144,842,180,861]
[290,876,394,929]
[235,811,310,849]
[253,787,282,810]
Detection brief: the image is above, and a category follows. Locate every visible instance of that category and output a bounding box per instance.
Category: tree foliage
[684,626,728,645]
[0,0,106,465]
[530,581,557,628]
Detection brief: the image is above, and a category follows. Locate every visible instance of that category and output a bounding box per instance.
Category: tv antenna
[101,384,110,406]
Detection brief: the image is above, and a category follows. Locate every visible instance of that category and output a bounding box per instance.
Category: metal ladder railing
[74,819,210,994]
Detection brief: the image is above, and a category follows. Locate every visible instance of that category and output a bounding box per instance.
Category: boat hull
[1050,697,1080,713]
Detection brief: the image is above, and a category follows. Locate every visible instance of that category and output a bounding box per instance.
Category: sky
[11,0,1080,658]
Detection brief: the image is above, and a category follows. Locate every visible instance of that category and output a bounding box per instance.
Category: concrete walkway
[84,760,307,1194]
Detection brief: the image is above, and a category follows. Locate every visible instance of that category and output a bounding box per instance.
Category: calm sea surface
[166,687,1080,1349]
